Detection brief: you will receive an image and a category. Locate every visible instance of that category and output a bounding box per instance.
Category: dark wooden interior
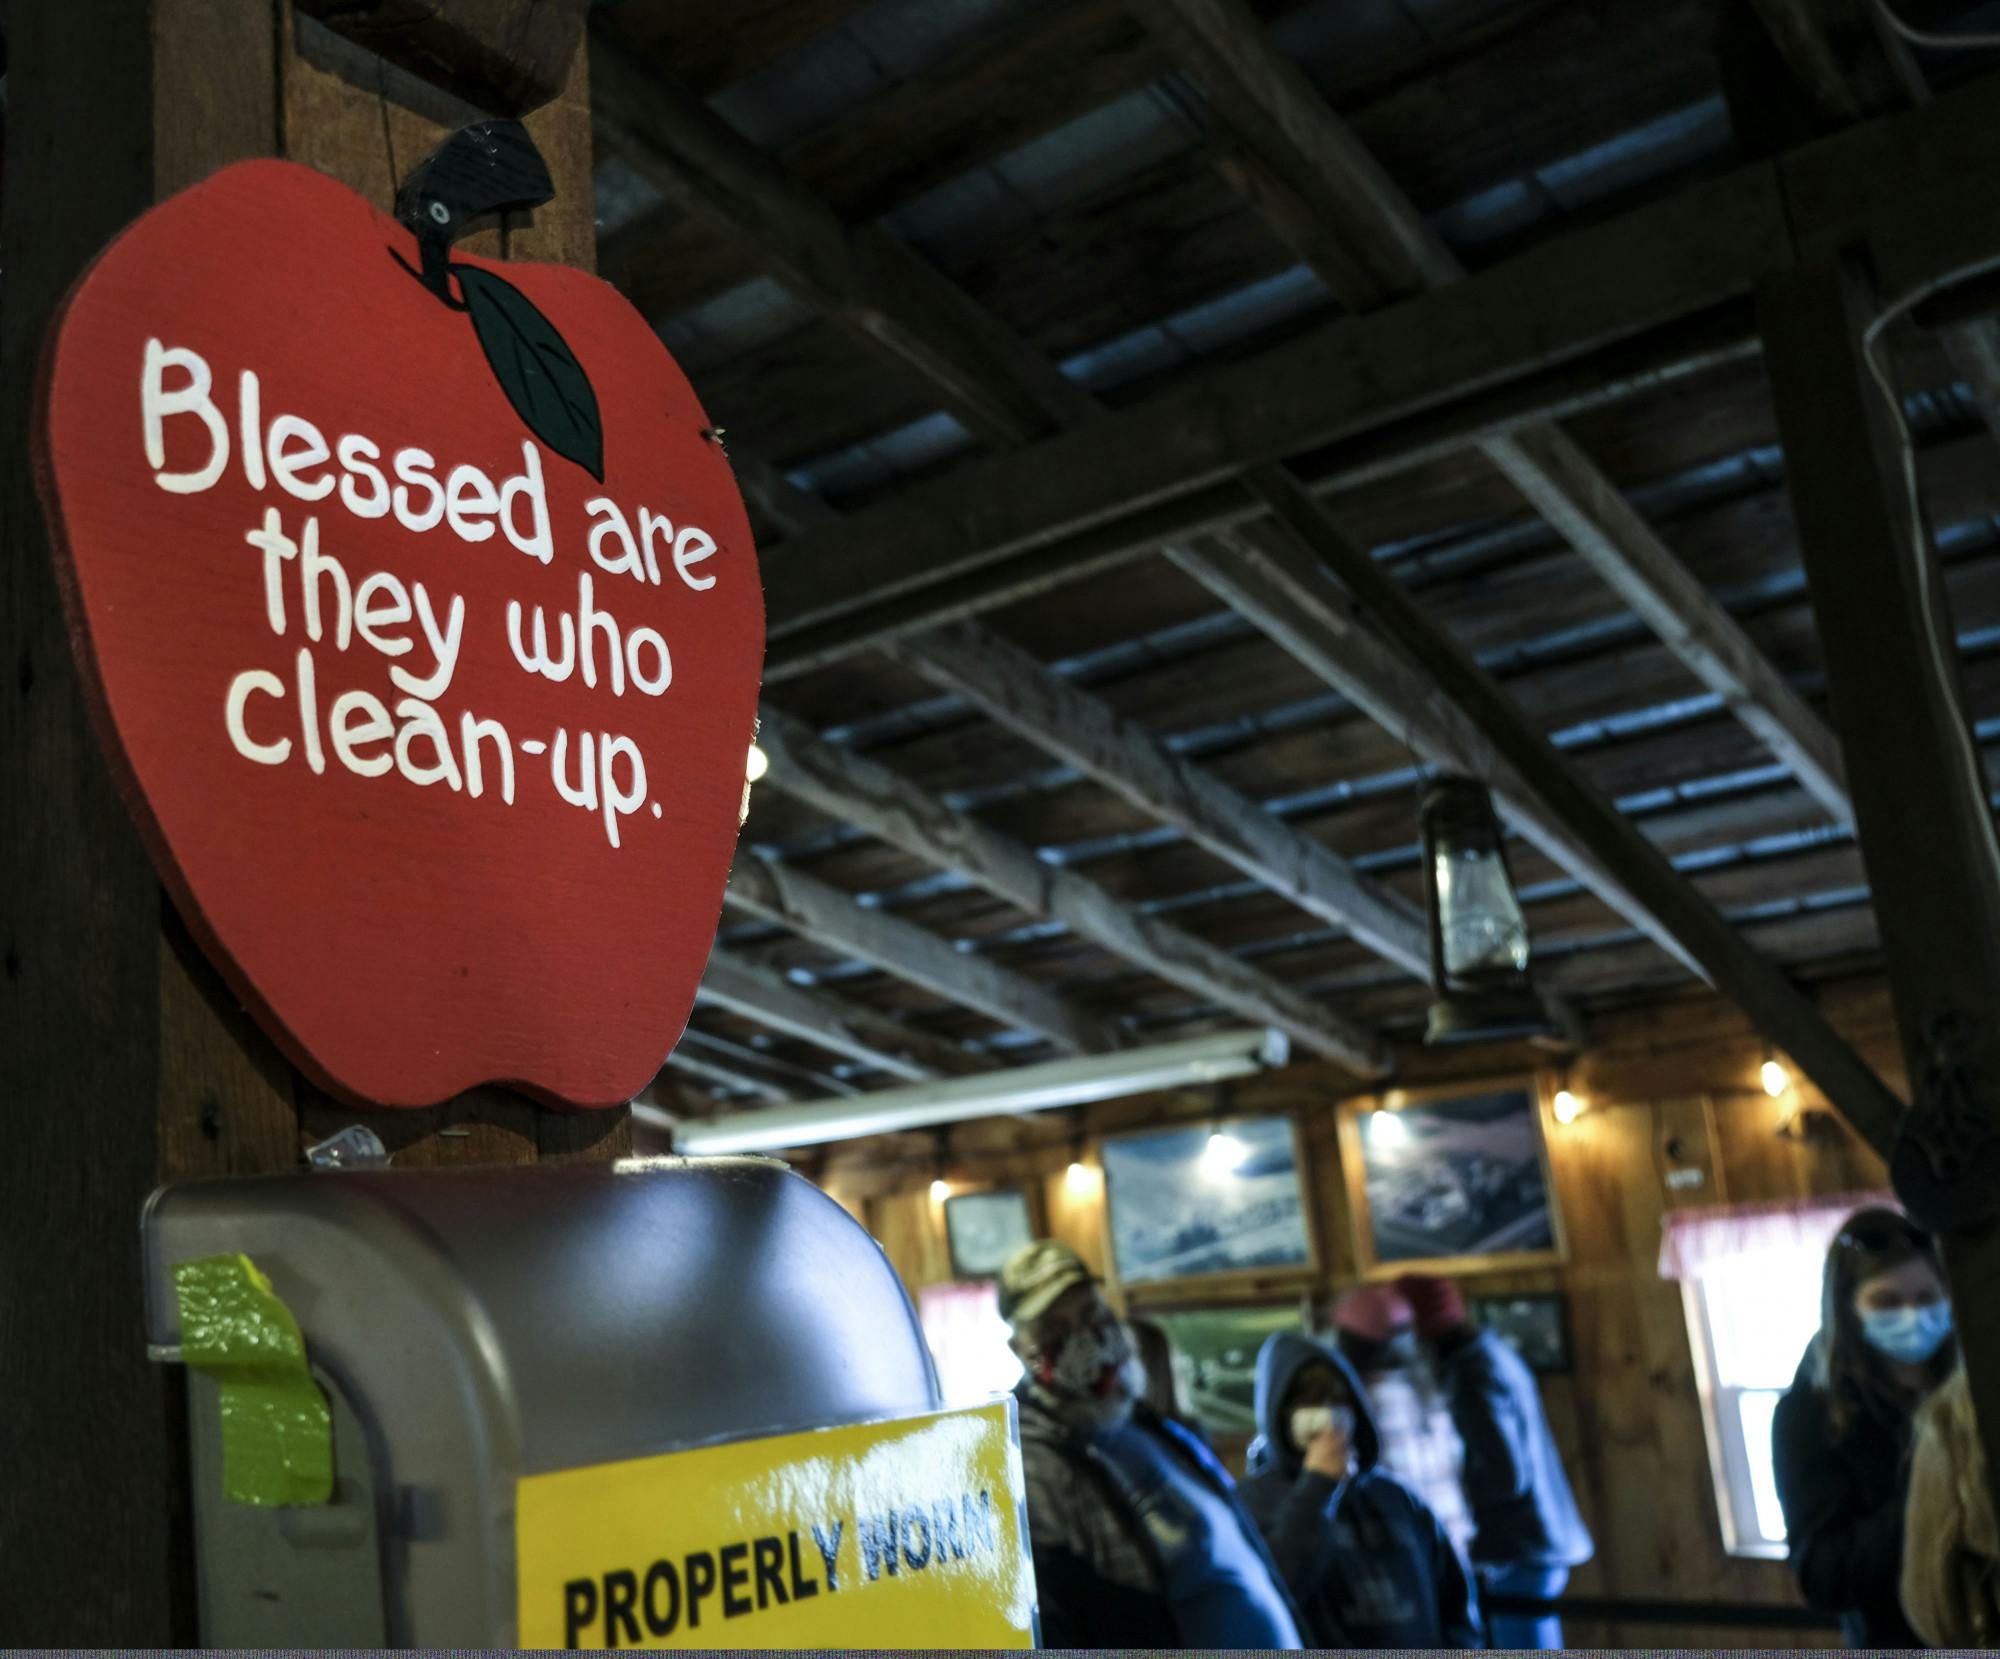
[10,0,2000,1645]
[582,0,2000,1118]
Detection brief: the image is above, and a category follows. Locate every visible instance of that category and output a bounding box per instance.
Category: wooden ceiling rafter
[672,1024,860,1102]
[584,0,2000,1120]
[695,945,992,1080]
[587,1,1904,1119]
[725,853,1123,1054]
[750,77,2000,662]
[594,2,1818,1023]
[592,19,1446,1022]
[754,704,1391,1075]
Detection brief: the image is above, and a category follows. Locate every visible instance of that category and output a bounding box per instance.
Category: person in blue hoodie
[1242,1329,1483,1649]
[1401,1274,1594,1650]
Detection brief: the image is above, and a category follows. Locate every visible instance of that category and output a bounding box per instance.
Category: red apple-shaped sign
[35,141,763,1108]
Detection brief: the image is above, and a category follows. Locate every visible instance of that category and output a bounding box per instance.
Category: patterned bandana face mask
[1047,1319,1133,1396]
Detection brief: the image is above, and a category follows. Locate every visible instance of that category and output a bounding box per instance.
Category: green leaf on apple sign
[456,264,605,481]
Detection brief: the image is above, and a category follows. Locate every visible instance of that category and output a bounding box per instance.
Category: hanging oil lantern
[1420,774,1552,1044]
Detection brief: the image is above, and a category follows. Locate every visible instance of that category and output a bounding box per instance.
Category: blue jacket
[1240,1331,1482,1648]
[1015,1380,1304,1648]
[1438,1328,1594,1572]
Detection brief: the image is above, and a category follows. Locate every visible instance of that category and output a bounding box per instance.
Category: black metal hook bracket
[394,118,556,307]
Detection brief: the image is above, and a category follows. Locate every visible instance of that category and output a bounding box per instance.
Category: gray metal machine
[141,1156,944,1646]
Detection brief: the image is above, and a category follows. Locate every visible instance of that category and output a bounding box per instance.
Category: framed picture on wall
[1468,1291,1572,1374]
[1149,1303,1306,1438]
[944,1189,1037,1280]
[1100,1115,1315,1291]
[1337,1081,1566,1276]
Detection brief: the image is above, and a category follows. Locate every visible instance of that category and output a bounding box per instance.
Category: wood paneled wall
[809,977,1901,1648]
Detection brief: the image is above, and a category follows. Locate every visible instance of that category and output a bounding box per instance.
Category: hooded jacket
[1240,1331,1482,1649]
[1437,1327,1594,1572]
[1015,1379,1304,1649]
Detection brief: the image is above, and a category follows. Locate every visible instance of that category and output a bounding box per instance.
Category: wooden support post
[1760,249,2000,1527]
[0,6,616,1641]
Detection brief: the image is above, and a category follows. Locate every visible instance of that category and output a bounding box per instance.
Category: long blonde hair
[1921,1368,1998,1560]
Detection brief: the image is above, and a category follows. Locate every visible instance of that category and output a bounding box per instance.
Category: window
[917,1280,1022,1406]
[1660,1191,1897,1559]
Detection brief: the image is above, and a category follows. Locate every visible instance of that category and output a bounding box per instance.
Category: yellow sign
[515,1399,1036,1649]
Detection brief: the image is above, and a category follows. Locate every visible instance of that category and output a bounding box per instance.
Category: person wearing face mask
[1324,1285,1476,1562]
[1241,1330,1482,1648]
[997,1240,1304,1650]
[1772,1206,1956,1648]
[1398,1273,1593,1650]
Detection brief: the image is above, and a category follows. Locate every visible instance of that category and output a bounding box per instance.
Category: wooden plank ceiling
[586,0,2000,1111]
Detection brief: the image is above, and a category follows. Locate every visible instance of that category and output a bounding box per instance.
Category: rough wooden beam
[1479,428,1852,824]
[1760,246,2000,1556]
[1132,0,1853,828]
[886,624,1431,982]
[1162,515,1706,980]
[755,704,1389,1074]
[697,945,984,1080]
[755,79,2000,655]
[1235,449,1904,1154]
[1736,0,2000,449]
[675,1025,857,1099]
[588,28,1096,446]
[592,61,1440,1002]
[661,1047,790,1103]
[1128,0,1461,294]
[759,310,1762,682]
[293,0,587,115]
[725,855,1120,1053]
[595,52,1733,1004]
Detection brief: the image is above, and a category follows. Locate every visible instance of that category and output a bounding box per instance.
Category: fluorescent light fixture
[669,1028,1291,1155]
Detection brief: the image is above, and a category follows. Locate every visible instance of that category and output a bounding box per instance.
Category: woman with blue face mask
[1773,1207,1956,1647]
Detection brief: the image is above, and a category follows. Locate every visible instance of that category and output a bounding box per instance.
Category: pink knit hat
[1332,1283,1414,1343]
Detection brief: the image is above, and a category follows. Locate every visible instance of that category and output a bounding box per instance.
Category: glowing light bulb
[1762,1058,1789,1098]
[929,1177,950,1202]
[1201,1132,1248,1176]
[1367,1111,1410,1152]
[1553,1088,1582,1125]
[1065,1160,1093,1195]
[746,743,770,784]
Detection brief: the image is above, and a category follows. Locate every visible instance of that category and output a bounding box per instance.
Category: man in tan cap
[999,1240,1303,1650]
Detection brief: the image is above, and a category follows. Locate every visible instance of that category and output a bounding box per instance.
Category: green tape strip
[172,1253,333,1507]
